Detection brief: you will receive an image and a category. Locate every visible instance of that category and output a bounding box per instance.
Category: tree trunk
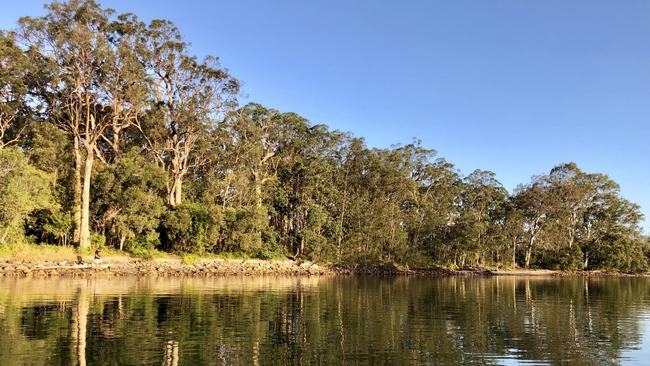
[524,241,532,269]
[336,200,347,260]
[524,247,532,269]
[167,185,175,207]
[524,233,537,268]
[167,145,183,207]
[111,135,121,163]
[173,176,182,206]
[252,170,262,208]
[79,149,94,249]
[511,236,517,269]
[167,175,183,207]
[0,226,10,245]
[73,138,82,245]
[111,120,122,163]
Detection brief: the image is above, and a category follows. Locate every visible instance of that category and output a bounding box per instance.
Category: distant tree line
[1,0,647,271]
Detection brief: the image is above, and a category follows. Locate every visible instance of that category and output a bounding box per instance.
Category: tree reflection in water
[0,276,647,365]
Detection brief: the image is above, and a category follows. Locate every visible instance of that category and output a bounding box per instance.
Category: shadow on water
[0,276,649,365]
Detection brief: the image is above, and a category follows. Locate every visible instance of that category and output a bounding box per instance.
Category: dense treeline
[1,0,648,271]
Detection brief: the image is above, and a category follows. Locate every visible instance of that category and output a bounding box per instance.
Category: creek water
[0,275,649,365]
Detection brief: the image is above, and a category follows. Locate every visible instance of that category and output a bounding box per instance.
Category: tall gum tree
[512,180,548,268]
[19,0,147,248]
[137,20,239,207]
[0,31,38,149]
[100,13,149,163]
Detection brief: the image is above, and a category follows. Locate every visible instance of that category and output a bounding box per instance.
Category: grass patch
[0,241,284,264]
[211,251,251,260]
[180,253,201,265]
[124,247,174,261]
[0,242,79,263]
[179,251,255,264]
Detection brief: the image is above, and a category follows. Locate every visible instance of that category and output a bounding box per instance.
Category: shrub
[161,203,218,253]
[0,148,55,245]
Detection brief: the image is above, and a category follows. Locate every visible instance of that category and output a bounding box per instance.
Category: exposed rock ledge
[0,256,331,277]
[1,256,638,277]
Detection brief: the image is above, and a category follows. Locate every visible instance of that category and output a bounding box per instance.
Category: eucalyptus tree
[266,117,341,258]
[412,158,462,263]
[578,183,646,270]
[220,104,284,209]
[137,19,239,207]
[0,31,33,149]
[17,0,151,249]
[458,170,508,266]
[18,0,115,248]
[511,180,549,268]
[503,197,525,268]
[99,13,149,163]
[212,103,335,257]
[543,164,613,252]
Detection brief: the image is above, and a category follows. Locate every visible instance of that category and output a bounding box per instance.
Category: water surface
[1,275,649,365]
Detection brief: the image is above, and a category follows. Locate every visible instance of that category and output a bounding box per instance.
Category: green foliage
[93,150,167,249]
[181,253,201,265]
[90,232,106,249]
[161,203,217,253]
[25,209,74,246]
[556,245,584,271]
[592,235,649,273]
[0,148,55,244]
[124,231,161,258]
[0,30,34,149]
[217,206,282,259]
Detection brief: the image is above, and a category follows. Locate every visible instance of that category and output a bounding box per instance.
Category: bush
[221,206,282,258]
[40,210,73,246]
[161,203,218,253]
[92,149,167,249]
[595,237,649,273]
[124,231,161,254]
[90,232,106,249]
[557,245,584,271]
[0,148,55,245]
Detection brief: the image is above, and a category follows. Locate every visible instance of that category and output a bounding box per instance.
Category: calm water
[0,276,649,365]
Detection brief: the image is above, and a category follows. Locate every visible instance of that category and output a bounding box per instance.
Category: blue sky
[2,0,649,231]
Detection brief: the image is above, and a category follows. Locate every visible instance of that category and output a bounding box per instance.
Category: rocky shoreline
[0,256,470,277]
[0,257,336,277]
[0,256,644,277]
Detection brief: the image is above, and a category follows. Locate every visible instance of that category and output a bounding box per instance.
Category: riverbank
[0,243,645,277]
[0,255,330,277]
[0,255,452,277]
[0,253,644,277]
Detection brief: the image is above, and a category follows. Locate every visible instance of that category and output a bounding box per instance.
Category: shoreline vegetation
[1,0,649,275]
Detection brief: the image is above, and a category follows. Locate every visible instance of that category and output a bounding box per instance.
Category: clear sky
[2,0,649,231]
